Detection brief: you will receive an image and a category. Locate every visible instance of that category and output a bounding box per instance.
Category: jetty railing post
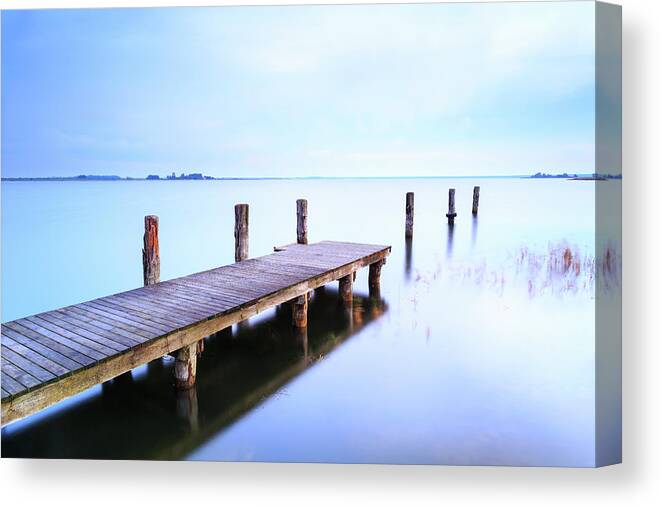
[446,188,457,225]
[405,192,414,237]
[234,204,249,262]
[472,186,480,215]
[339,274,353,306]
[142,215,160,286]
[296,199,308,244]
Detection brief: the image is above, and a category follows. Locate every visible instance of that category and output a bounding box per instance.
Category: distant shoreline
[2,173,621,182]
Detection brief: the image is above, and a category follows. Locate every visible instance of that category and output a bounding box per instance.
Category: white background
[0,0,658,505]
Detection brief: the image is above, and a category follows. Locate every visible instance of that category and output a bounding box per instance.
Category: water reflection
[471,215,478,249]
[1,288,387,459]
[446,223,455,259]
[404,236,413,280]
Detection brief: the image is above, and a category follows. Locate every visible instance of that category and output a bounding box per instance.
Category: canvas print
[0,1,621,466]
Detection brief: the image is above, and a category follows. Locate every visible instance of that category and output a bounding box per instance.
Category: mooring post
[175,343,197,390]
[369,259,385,292]
[446,188,457,225]
[142,215,160,286]
[234,203,249,262]
[405,192,414,237]
[292,293,308,328]
[296,199,308,244]
[339,274,353,306]
[472,186,480,215]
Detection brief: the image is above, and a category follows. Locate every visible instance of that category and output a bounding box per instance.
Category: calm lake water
[1,178,618,466]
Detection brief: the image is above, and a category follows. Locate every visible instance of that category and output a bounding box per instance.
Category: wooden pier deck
[1,241,390,426]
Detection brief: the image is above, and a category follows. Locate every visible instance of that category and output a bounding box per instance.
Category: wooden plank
[24,315,123,355]
[1,347,56,383]
[2,360,41,390]
[2,322,96,367]
[36,311,138,350]
[80,299,178,333]
[2,371,27,396]
[2,327,84,372]
[2,334,71,376]
[59,306,156,341]
[109,290,210,322]
[6,320,107,362]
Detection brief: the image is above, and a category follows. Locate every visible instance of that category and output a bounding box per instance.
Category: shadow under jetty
[1,289,388,460]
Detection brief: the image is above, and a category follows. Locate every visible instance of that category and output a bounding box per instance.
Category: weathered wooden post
[292,293,308,328]
[296,199,308,244]
[234,203,249,262]
[446,188,457,225]
[142,215,160,286]
[405,192,414,237]
[472,186,480,215]
[369,260,385,292]
[339,274,353,306]
[174,343,197,389]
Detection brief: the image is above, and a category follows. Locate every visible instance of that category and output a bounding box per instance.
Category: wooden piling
[174,343,197,389]
[234,204,249,262]
[291,293,308,328]
[142,215,160,286]
[405,192,414,237]
[369,259,385,291]
[296,199,308,244]
[339,274,353,306]
[472,186,480,215]
[446,188,457,225]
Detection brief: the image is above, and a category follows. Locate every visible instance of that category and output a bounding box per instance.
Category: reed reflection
[471,215,478,249]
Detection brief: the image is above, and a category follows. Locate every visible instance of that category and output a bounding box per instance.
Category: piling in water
[142,215,160,286]
[339,274,353,306]
[234,204,249,262]
[472,186,480,215]
[446,188,457,225]
[174,343,197,390]
[292,293,308,328]
[405,192,414,237]
[297,199,308,244]
[369,260,385,292]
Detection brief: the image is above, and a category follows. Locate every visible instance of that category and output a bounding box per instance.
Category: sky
[1,2,596,178]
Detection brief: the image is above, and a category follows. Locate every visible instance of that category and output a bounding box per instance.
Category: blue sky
[1,2,595,178]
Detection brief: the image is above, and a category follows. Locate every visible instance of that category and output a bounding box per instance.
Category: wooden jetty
[1,240,390,426]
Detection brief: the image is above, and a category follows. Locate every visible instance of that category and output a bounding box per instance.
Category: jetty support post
[472,186,480,215]
[339,273,353,306]
[292,293,308,328]
[405,192,414,238]
[175,343,197,390]
[446,188,457,225]
[142,215,160,286]
[297,199,308,244]
[369,259,385,294]
[234,204,249,262]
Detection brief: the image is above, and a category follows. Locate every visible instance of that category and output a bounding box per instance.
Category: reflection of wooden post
[405,192,414,237]
[142,215,160,286]
[292,294,308,328]
[446,188,457,225]
[369,260,385,292]
[175,343,197,389]
[234,204,249,262]
[339,274,353,306]
[296,199,308,244]
[472,186,480,215]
